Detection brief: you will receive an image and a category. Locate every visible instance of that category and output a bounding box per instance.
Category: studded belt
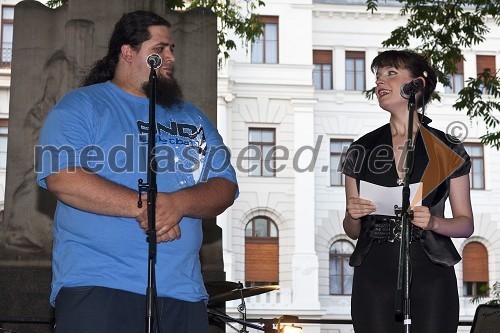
[370,216,426,243]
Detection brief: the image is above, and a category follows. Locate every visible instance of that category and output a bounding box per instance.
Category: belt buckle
[389,218,402,242]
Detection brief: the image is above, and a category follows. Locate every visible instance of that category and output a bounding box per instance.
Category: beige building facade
[217,1,500,332]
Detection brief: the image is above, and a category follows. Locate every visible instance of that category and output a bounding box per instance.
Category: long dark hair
[371,50,437,108]
[81,11,170,87]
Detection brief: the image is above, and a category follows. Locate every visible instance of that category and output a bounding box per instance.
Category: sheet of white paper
[359,181,423,216]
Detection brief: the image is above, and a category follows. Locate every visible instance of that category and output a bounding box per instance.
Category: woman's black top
[342,117,471,267]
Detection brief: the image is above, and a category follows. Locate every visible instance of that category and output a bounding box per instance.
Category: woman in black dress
[342,50,474,333]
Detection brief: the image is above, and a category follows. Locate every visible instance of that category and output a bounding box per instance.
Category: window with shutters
[329,240,354,295]
[313,50,333,90]
[463,242,489,297]
[476,55,496,95]
[245,216,279,287]
[345,51,365,91]
[251,16,279,64]
[464,143,485,190]
[445,59,464,94]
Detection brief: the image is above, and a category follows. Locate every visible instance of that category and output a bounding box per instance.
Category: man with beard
[36,11,238,333]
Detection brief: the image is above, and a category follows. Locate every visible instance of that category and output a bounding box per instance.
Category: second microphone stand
[138,60,159,333]
[394,89,418,333]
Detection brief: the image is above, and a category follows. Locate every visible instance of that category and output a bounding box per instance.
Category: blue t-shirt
[36,81,238,305]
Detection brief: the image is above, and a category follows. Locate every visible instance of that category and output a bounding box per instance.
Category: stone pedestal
[0,266,53,333]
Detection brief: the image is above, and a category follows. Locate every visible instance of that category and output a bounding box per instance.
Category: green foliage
[175,0,264,66]
[365,0,379,13]
[455,70,500,149]
[470,281,500,305]
[366,0,500,148]
[44,0,264,66]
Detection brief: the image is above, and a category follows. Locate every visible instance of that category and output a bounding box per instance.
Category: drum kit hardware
[207,282,280,306]
[206,282,302,333]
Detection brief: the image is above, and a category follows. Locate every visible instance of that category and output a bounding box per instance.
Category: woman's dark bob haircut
[371,50,437,108]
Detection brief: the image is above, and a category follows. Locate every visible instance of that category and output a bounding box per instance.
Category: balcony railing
[1,48,11,69]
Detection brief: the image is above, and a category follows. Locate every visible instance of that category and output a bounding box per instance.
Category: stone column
[216,94,235,282]
[291,98,321,310]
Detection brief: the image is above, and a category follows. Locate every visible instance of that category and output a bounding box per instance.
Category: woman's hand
[411,205,435,231]
[343,176,376,239]
[346,197,376,220]
[410,174,474,238]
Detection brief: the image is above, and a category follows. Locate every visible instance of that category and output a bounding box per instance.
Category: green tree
[45,0,265,66]
[366,0,500,148]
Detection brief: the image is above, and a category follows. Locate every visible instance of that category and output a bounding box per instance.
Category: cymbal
[208,285,280,305]
[205,281,242,298]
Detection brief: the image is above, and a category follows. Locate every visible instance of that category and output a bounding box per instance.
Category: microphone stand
[206,308,277,332]
[236,283,249,333]
[138,60,159,333]
[394,89,417,333]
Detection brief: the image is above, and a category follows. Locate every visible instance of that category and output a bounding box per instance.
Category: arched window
[330,240,354,295]
[463,242,489,297]
[245,216,278,287]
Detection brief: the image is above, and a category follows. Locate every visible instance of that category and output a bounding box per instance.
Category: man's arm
[45,167,144,218]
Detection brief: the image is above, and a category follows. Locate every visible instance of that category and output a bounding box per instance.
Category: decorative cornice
[312,3,401,20]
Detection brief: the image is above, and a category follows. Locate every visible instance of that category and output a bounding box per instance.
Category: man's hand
[135,177,237,243]
[136,192,184,243]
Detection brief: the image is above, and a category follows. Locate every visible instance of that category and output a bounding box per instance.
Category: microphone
[147,54,162,69]
[400,79,424,99]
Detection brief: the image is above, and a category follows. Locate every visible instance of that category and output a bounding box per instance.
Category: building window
[445,59,464,94]
[251,16,278,64]
[345,51,365,91]
[463,242,489,297]
[313,50,332,90]
[330,240,354,295]
[248,128,275,177]
[330,139,352,186]
[464,143,485,189]
[476,55,496,95]
[1,6,14,68]
[245,216,279,287]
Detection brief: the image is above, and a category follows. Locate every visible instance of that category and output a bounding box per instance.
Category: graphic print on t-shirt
[136,118,207,185]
